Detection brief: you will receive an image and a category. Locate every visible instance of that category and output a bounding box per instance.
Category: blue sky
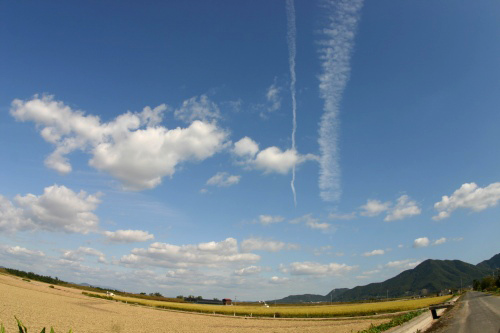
[1,0,499,301]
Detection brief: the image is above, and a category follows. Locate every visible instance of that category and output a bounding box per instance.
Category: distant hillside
[271,253,498,303]
[476,253,500,271]
[272,293,326,303]
[332,259,487,301]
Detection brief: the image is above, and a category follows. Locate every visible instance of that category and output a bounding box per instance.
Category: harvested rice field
[0,273,393,333]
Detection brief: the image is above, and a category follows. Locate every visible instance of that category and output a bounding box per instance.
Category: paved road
[434,292,500,333]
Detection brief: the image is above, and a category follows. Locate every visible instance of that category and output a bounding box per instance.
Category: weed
[0,317,73,333]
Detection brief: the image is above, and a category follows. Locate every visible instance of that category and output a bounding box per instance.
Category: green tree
[480,276,495,291]
[472,279,480,291]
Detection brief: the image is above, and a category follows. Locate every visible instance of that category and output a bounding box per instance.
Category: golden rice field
[87,292,452,318]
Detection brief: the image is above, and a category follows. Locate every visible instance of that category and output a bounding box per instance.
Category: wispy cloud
[206,172,241,187]
[317,0,364,202]
[286,0,298,206]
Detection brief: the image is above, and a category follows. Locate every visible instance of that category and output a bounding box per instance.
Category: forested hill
[270,253,499,303]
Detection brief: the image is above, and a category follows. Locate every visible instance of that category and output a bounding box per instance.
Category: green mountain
[476,253,500,271]
[271,253,498,303]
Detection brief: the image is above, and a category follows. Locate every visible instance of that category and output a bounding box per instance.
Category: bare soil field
[0,273,391,333]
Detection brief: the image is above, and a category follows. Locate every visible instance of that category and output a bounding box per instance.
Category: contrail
[317,0,363,202]
[286,0,298,207]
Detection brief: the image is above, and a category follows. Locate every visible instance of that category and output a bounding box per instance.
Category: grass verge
[357,310,424,333]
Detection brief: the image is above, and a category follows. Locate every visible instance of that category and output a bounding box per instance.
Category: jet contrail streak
[318,0,363,202]
[286,0,298,207]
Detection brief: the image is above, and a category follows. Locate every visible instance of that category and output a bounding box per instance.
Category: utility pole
[387,289,388,299]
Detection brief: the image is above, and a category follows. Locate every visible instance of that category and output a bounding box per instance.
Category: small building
[222,298,232,305]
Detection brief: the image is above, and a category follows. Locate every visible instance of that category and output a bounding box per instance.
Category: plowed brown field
[0,274,391,332]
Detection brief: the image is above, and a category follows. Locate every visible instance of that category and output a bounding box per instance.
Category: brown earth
[0,273,390,332]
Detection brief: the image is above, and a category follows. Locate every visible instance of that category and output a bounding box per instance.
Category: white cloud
[287,261,356,276]
[363,249,385,257]
[119,238,260,269]
[398,244,404,249]
[233,137,317,175]
[360,199,390,217]
[0,196,33,233]
[103,229,154,243]
[317,0,364,202]
[413,237,430,248]
[385,195,421,221]
[206,172,241,187]
[174,94,221,123]
[234,265,262,276]
[328,212,356,220]
[270,276,289,284]
[362,269,380,275]
[290,214,332,231]
[0,185,100,234]
[385,259,421,270]
[233,136,259,158]
[265,81,281,113]
[62,246,106,263]
[241,238,298,252]
[11,95,228,190]
[432,237,447,246]
[258,215,285,225]
[165,268,191,278]
[1,245,45,257]
[433,182,500,220]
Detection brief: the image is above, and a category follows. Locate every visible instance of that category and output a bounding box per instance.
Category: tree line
[472,269,500,292]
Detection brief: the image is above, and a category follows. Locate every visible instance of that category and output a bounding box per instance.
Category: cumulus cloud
[0,185,101,234]
[233,137,317,174]
[174,94,221,123]
[433,182,500,220]
[432,237,447,246]
[1,245,45,257]
[385,195,421,221]
[103,229,154,243]
[359,200,390,217]
[287,261,356,276]
[119,238,260,269]
[413,237,430,248]
[258,215,285,225]
[270,276,289,284]
[363,249,385,257]
[290,214,332,231]
[62,246,106,263]
[241,238,299,253]
[206,172,241,187]
[11,95,228,190]
[234,265,262,276]
[359,195,421,221]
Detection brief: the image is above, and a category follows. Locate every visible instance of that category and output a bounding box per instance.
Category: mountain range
[270,253,500,303]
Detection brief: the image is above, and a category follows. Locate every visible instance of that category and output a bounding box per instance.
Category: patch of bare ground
[0,274,391,332]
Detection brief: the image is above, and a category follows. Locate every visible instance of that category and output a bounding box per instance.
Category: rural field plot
[0,274,394,333]
[88,293,451,318]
